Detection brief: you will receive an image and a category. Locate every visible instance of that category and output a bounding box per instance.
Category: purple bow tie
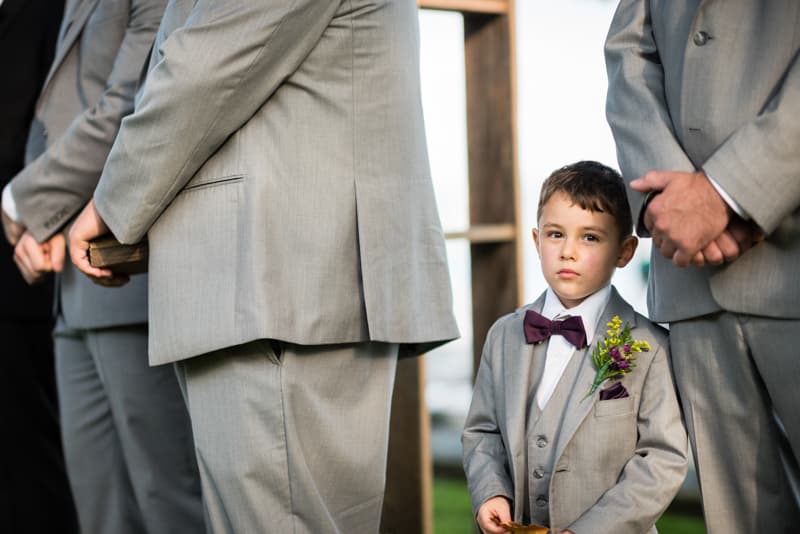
[523,310,587,349]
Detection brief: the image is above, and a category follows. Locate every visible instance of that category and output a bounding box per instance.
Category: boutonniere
[583,316,650,400]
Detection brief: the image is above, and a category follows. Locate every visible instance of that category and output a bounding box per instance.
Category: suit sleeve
[93,0,343,244]
[461,325,515,519]
[566,341,688,534]
[701,51,800,233]
[604,0,695,237]
[10,0,167,243]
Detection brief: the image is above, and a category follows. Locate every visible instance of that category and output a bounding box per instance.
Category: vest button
[693,30,711,46]
[536,436,548,448]
[533,468,544,479]
[536,496,548,507]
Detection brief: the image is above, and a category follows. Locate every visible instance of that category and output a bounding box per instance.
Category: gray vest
[522,348,585,526]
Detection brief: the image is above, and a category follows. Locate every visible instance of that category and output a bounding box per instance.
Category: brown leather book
[87,235,148,275]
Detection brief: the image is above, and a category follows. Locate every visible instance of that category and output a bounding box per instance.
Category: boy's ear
[615,235,638,268]
[531,228,541,255]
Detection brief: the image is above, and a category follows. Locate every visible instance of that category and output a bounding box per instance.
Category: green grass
[433,477,705,534]
[655,514,707,534]
[434,478,474,533]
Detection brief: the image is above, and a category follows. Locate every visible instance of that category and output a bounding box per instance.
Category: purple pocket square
[599,381,629,401]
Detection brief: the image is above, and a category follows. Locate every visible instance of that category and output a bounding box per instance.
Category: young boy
[462,161,688,534]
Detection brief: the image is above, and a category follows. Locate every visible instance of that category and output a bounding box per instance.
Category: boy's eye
[547,231,563,238]
[583,234,599,242]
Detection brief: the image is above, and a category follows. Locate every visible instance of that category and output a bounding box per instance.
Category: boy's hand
[477,496,512,534]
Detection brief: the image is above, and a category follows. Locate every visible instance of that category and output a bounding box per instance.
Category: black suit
[0,0,78,531]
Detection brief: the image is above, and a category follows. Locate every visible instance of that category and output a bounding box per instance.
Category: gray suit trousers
[670,313,800,532]
[176,339,398,534]
[55,320,204,534]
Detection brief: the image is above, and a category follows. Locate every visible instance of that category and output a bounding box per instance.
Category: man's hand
[476,496,512,534]
[690,216,765,267]
[631,170,731,267]
[2,208,25,246]
[13,231,65,285]
[68,199,115,279]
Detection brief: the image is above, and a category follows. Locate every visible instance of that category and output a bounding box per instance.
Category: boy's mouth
[557,269,578,278]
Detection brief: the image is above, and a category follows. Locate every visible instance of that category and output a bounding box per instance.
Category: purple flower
[623,344,631,353]
[610,347,621,361]
[618,361,629,371]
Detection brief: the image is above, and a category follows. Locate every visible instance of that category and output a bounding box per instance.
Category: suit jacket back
[94,0,459,364]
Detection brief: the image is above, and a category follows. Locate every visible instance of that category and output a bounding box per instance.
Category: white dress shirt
[2,185,19,222]
[535,285,611,409]
[705,171,748,219]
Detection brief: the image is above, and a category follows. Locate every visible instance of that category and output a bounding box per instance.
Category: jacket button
[536,436,548,448]
[536,496,548,507]
[533,468,544,479]
[693,30,711,46]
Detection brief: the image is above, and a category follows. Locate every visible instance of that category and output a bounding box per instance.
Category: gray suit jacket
[9,0,166,329]
[93,0,459,364]
[462,288,687,533]
[606,0,800,323]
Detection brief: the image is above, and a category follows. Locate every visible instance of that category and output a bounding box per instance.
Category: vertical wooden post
[464,7,521,373]
[380,357,433,534]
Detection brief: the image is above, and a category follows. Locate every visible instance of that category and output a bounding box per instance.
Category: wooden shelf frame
[445,223,516,243]
[417,0,509,14]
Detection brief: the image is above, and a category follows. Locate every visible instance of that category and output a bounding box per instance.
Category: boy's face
[533,192,637,309]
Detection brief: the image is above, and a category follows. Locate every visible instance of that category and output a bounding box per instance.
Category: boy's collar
[541,285,612,344]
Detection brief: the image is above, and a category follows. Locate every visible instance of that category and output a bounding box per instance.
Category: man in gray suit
[1,0,204,532]
[605,1,800,531]
[68,0,459,533]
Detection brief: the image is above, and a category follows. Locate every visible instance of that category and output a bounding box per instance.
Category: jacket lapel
[552,287,637,464]
[505,294,545,511]
[39,0,101,97]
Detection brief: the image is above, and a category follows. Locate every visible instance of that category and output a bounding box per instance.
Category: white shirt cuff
[705,172,749,219]
[2,185,20,222]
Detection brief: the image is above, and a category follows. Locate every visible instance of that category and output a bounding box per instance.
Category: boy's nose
[560,239,577,260]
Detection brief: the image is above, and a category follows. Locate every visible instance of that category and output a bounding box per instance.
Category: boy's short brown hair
[537,161,633,239]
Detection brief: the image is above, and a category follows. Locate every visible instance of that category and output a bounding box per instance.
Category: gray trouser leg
[56,322,204,534]
[176,339,398,534]
[670,313,800,533]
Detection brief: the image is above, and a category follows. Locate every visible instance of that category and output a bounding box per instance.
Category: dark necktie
[523,309,587,349]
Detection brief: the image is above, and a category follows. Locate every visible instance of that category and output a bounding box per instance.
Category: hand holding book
[69,199,143,286]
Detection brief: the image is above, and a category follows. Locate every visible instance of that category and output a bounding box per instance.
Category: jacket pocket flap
[594,395,635,417]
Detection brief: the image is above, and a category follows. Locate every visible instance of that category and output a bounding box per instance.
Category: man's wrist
[703,170,749,220]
